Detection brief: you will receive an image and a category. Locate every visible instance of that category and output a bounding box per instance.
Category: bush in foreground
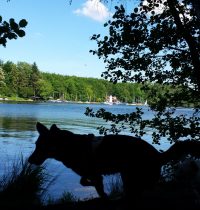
[0,157,52,208]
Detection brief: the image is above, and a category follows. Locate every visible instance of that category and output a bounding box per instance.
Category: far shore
[0,97,194,108]
[0,97,147,106]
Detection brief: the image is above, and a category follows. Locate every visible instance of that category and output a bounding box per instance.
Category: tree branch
[167,0,200,91]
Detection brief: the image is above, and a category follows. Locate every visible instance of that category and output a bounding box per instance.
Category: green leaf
[9,18,15,24]
[134,8,138,13]
[16,30,25,37]
[19,19,28,28]
[10,19,18,31]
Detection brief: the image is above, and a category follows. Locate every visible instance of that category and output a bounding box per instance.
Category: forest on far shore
[0,60,147,103]
[0,60,192,106]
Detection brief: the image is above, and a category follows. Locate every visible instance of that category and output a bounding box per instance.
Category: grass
[0,156,53,208]
[47,191,79,205]
[58,191,78,203]
[0,155,79,209]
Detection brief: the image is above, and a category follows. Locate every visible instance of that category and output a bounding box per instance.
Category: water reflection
[0,117,37,131]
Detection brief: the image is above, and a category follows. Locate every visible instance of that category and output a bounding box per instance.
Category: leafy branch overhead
[87,0,200,144]
[85,107,200,144]
[90,1,199,89]
[0,16,28,47]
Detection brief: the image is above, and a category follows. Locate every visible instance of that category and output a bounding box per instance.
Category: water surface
[0,102,194,199]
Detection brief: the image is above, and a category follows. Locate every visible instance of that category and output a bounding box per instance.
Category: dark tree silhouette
[86,0,200,144]
[0,16,27,47]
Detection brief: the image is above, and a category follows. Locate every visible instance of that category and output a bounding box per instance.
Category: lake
[0,102,194,200]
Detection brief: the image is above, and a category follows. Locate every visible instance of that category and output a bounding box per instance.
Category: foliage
[0,67,5,87]
[90,1,199,99]
[104,0,200,18]
[57,191,78,203]
[0,16,27,47]
[86,0,200,144]
[0,59,197,109]
[0,157,51,208]
[0,60,147,102]
[30,62,41,97]
[1,61,34,98]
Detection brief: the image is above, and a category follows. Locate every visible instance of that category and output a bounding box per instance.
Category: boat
[104,95,113,105]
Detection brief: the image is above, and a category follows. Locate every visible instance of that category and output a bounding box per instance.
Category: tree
[10,64,19,95]
[86,0,200,144]
[187,0,200,20]
[30,62,41,97]
[2,61,21,96]
[37,79,53,100]
[104,0,200,19]
[16,62,32,98]
[0,67,5,88]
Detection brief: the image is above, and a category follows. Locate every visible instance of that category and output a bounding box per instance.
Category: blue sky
[0,0,137,78]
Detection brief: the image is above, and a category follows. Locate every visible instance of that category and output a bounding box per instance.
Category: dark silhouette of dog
[28,122,200,199]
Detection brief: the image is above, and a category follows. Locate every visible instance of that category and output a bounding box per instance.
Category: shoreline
[0,98,195,108]
[0,97,147,106]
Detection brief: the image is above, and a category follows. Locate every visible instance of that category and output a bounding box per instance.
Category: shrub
[0,156,53,208]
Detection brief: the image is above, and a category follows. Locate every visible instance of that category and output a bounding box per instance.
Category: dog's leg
[93,175,108,198]
[80,175,107,198]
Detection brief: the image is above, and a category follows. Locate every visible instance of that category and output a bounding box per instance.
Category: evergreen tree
[10,64,19,96]
[30,62,40,98]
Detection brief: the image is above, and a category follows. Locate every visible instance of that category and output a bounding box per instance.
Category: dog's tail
[160,140,200,165]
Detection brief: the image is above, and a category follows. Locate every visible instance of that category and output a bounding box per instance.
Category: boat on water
[126,100,148,106]
[104,95,113,105]
[48,99,68,103]
[104,95,122,105]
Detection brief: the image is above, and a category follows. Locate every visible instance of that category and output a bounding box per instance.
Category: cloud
[74,0,110,22]
[142,0,192,22]
[142,0,165,15]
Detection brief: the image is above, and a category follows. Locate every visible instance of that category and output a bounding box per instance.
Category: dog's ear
[50,124,59,132]
[36,122,49,134]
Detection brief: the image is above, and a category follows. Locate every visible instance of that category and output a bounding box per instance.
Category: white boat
[104,95,113,105]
